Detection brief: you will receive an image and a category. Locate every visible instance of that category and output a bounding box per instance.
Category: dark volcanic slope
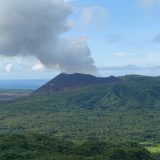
[34,73,121,95]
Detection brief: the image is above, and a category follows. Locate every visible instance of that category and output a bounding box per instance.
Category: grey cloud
[98,64,160,76]
[153,34,160,43]
[0,0,97,74]
[99,65,139,71]
[106,33,121,43]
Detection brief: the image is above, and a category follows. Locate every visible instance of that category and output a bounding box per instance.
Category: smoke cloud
[0,0,97,74]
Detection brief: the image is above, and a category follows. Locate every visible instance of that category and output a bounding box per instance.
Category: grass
[141,142,160,153]
[146,145,160,153]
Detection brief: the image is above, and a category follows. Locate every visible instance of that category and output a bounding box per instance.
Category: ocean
[0,79,49,90]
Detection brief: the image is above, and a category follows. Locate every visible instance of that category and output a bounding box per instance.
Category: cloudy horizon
[0,0,160,79]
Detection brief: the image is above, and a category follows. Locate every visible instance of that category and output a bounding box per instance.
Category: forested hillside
[0,75,160,143]
[0,134,156,160]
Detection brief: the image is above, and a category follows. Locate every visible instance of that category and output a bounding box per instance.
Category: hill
[1,74,160,142]
[33,73,121,95]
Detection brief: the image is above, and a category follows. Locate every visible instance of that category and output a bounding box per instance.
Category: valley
[0,89,32,101]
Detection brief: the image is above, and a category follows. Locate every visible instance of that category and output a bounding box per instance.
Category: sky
[0,0,160,79]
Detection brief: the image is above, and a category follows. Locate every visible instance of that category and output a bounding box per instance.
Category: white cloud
[81,6,107,28]
[32,62,45,72]
[5,63,13,73]
[113,52,136,58]
[139,0,160,6]
[114,52,128,57]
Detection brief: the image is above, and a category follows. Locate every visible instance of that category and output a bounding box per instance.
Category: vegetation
[0,134,156,160]
[1,75,160,159]
[0,75,160,142]
[0,89,32,101]
[0,89,32,94]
